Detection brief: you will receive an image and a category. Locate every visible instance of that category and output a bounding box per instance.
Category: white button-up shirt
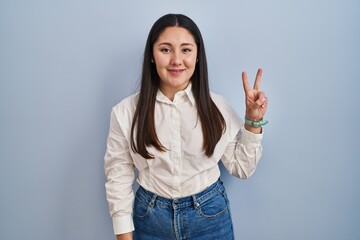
[104,84,263,235]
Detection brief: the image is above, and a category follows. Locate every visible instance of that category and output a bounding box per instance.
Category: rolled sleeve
[221,126,263,179]
[239,126,263,147]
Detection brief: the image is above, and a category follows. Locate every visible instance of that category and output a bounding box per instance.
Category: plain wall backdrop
[1,0,359,239]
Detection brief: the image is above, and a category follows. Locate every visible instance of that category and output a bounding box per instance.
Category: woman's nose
[170,52,182,65]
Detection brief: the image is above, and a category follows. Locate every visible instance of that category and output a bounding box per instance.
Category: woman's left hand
[242,68,268,122]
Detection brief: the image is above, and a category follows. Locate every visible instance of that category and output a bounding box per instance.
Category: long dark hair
[130,13,225,159]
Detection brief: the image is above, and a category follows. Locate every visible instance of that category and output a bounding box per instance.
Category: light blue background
[1,0,359,239]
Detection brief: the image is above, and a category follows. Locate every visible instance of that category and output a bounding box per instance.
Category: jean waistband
[136,178,224,208]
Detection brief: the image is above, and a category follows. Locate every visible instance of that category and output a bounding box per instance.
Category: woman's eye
[161,48,171,53]
[183,48,191,53]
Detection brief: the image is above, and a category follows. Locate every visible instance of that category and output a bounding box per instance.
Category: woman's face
[153,26,198,100]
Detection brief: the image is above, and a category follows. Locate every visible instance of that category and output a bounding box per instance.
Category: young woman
[104,13,268,240]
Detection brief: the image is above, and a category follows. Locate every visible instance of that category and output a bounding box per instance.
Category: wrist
[116,232,132,240]
[244,116,268,134]
[244,117,268,128]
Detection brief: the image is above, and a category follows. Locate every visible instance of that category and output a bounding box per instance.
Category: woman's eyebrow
[181,43,195,47]
[157,42,195,47]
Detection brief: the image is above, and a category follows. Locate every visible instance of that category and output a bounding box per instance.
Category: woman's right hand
[116,232,132,240]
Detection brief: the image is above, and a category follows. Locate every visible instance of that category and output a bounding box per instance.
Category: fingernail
[261,97,266,102]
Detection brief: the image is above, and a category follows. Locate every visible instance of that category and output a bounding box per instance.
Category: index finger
[253,68,263,90]
[242,71,251,93]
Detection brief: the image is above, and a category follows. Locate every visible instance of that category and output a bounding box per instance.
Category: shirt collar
[183,82,195,106]
[156,82,196,106]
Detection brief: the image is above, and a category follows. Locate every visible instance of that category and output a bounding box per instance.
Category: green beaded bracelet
[244,117,268,128]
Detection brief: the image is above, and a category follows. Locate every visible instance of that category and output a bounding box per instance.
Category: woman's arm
[104,105,136,235]
[221,126,263,179]
[116,232,133,240]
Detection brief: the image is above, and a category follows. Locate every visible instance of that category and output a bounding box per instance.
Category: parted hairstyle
[130,13,226,159]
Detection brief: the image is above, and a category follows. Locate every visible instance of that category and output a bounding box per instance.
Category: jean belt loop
[192,195,200,209]
[149,193,157,208]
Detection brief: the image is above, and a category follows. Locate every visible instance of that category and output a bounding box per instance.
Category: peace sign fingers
[242,68,263,93]
[241,68,268,123]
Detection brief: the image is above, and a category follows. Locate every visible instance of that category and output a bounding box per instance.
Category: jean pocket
[133,196,151,218]
[197,190,229,218]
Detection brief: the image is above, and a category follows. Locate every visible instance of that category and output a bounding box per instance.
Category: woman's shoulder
[112,92,139,115]
[210,92,229,109]
[210,91,242,125]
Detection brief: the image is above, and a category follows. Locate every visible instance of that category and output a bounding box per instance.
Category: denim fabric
[133,179,234,240]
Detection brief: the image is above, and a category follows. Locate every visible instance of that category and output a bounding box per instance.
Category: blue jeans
[133,179,234,240]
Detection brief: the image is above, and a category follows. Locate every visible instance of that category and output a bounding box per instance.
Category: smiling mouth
[168,69,185,75]
[168,69,185,72]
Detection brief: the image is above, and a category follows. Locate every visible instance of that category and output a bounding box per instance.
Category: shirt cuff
[239,126,263,146]
[113,215,134,235]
